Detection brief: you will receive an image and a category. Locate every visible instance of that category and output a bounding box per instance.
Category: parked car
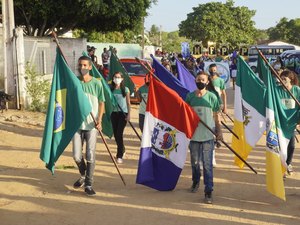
[119,58,149,103]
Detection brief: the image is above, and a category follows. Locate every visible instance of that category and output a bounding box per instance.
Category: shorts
[231,70,237,78]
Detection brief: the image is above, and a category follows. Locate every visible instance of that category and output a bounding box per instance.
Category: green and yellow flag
[40,49,91,173]
[82,52,117,138]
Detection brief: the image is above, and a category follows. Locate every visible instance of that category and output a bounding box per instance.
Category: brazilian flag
[40,49,91,173]
[82,51,117,138]
[108,48,135,94]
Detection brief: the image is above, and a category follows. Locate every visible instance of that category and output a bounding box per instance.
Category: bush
[25,63,50,112]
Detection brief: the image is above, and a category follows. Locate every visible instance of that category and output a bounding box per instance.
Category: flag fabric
[181,42,191,59]
[83,52,117,138]
[108,50,135,94]
[151,55,189,100]
[231,56,266,168]
[40,49,92,173]
[175,58,197,92]
[136,76,199,191]
[263,56,299,200]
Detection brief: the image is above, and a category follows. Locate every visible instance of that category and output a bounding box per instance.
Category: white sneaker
[213,160,217,168]
[287,164,293,175]
[117,158,123,164]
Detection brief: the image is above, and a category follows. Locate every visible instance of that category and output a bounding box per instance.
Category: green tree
[13,0,153,36]
[148,24,160,46]
[178,0,256,48]
[268,17,300,45]
[255,29,269,44]
[161,31,191,53]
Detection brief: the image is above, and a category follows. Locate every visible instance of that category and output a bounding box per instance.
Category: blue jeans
[72,129,97,186]
[189,140,214,194]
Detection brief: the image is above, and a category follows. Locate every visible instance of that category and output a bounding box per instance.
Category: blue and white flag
[136,76,199,191]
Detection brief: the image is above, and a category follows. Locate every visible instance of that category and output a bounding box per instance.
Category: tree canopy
[178,0,256,48]
[268,17,300,46]
[13,0,153,36]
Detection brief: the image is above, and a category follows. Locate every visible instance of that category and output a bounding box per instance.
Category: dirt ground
[0,88,300,225]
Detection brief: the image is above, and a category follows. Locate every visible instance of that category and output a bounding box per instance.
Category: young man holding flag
[72,56,105,196]
[185,71,222,204]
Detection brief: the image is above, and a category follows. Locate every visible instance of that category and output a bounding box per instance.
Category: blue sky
[145,0,300,32]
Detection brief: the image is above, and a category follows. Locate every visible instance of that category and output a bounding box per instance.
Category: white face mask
[113,77,123,85]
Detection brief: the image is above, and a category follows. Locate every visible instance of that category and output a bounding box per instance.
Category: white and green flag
[262,55,299,200]
[231,56,266,168]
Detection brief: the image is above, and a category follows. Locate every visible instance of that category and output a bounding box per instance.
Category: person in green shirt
[110,72,131,164]
[72,56,105,196]
[185,71,222,204]
[208,63,227,166]
[136,77,149,132]
[279,70,300,176]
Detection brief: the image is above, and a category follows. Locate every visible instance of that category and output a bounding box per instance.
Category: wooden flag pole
[201,120,257,174]
[135,57,257,174]
[90,113,126,186]
[51,31,126,186]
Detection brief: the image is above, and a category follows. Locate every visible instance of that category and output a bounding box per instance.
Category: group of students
[72,55,228,204]
[71,54,298,205]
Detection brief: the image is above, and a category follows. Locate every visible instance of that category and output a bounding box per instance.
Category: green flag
[82,51,117,138]
[108,49,135,94]
[40,49,91,173]
[261,54,299,200]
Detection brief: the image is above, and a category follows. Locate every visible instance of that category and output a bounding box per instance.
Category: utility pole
[141,17,145,59]
[2,0,16,108]
[159,25,162,50]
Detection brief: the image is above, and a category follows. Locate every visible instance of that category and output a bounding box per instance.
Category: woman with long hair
[110,72,131,164]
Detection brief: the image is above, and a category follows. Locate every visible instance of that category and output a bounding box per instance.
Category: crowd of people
[72,46,298,205]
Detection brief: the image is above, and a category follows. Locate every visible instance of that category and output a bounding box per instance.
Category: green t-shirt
[185,91,220,142]
[112,87,130,113]
[80,77,105,130]
[278,85,300,109]
[138,84,149,115]
[212,77,225,96]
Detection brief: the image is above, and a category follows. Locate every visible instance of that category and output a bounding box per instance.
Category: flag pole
[221,121,239,139]
[90,113,126,186]
[135,57,257,174]
[201,120,257,174]
[117,102,142,141]
[223,111,234,123]
[51,31,126,186]
[256,47,300,107]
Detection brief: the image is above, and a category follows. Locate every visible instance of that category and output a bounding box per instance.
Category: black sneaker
[190,182,199,193]
[204,192,213,204]
[85,186,96,196]
[73,177,85,189]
